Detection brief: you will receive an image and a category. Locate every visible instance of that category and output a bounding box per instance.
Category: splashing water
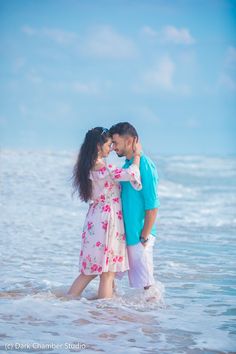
[1,150,236,353]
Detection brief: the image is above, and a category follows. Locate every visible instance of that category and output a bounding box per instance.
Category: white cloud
[22,25,36,36]
[225,46,236,67]
[13,57,26,71]
[19,104,29,116]
[134,56,191,95]
[135,106,160,124]
[186,118,199,128]
[217,46,236,92]
[0,115,7,125]
[18,101,74,123]
[219,74,236,91]
[22,25,78,45]
[72,81,98,94]
[48,80,100,95]
[143,56,175,90]
[7,80,18,90]
[141,26,157,38]
[41,28,77,45]
[162,25,195,44]
[22,24,136,59]
[141,25,195,45]
[27,70,43,84]
[85,26,137,59]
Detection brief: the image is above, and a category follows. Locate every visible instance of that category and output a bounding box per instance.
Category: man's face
[112,134,133,157]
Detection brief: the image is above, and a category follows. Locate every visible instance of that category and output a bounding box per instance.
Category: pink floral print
[78,163,142,275]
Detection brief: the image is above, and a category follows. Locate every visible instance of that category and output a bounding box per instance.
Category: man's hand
[141,241,148,248]
[140,235,149,247]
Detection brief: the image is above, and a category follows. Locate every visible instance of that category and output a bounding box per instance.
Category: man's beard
[117,152,125,157]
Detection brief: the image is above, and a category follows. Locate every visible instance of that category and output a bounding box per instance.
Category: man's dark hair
[109,122,138,138]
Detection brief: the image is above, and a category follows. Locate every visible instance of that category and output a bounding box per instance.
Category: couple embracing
[68,122,160,299]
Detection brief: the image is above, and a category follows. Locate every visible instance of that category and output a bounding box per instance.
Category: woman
[68,127,142,299]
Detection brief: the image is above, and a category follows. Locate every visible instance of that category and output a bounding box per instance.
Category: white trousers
[127,234,156,288]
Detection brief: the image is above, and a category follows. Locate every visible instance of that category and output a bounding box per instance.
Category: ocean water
[0,150,236,354]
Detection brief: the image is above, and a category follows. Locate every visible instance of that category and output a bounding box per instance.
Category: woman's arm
[107,139,142,190]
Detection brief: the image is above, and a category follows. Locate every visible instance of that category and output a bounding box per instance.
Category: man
[109,122,160,290]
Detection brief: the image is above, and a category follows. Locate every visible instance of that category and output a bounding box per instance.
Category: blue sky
[0,0,236,155]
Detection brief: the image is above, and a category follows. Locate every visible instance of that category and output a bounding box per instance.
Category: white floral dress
[79,163,142,275]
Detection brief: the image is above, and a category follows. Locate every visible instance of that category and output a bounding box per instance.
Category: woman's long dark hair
[72,127,111,202]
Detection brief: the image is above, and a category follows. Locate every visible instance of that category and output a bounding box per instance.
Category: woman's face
[101,138,113,157]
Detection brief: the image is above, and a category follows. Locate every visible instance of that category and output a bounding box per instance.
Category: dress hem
[80,268,129,275]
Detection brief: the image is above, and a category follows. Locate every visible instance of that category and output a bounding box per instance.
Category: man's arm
[141,208,158,247]
[139,156,160,246]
